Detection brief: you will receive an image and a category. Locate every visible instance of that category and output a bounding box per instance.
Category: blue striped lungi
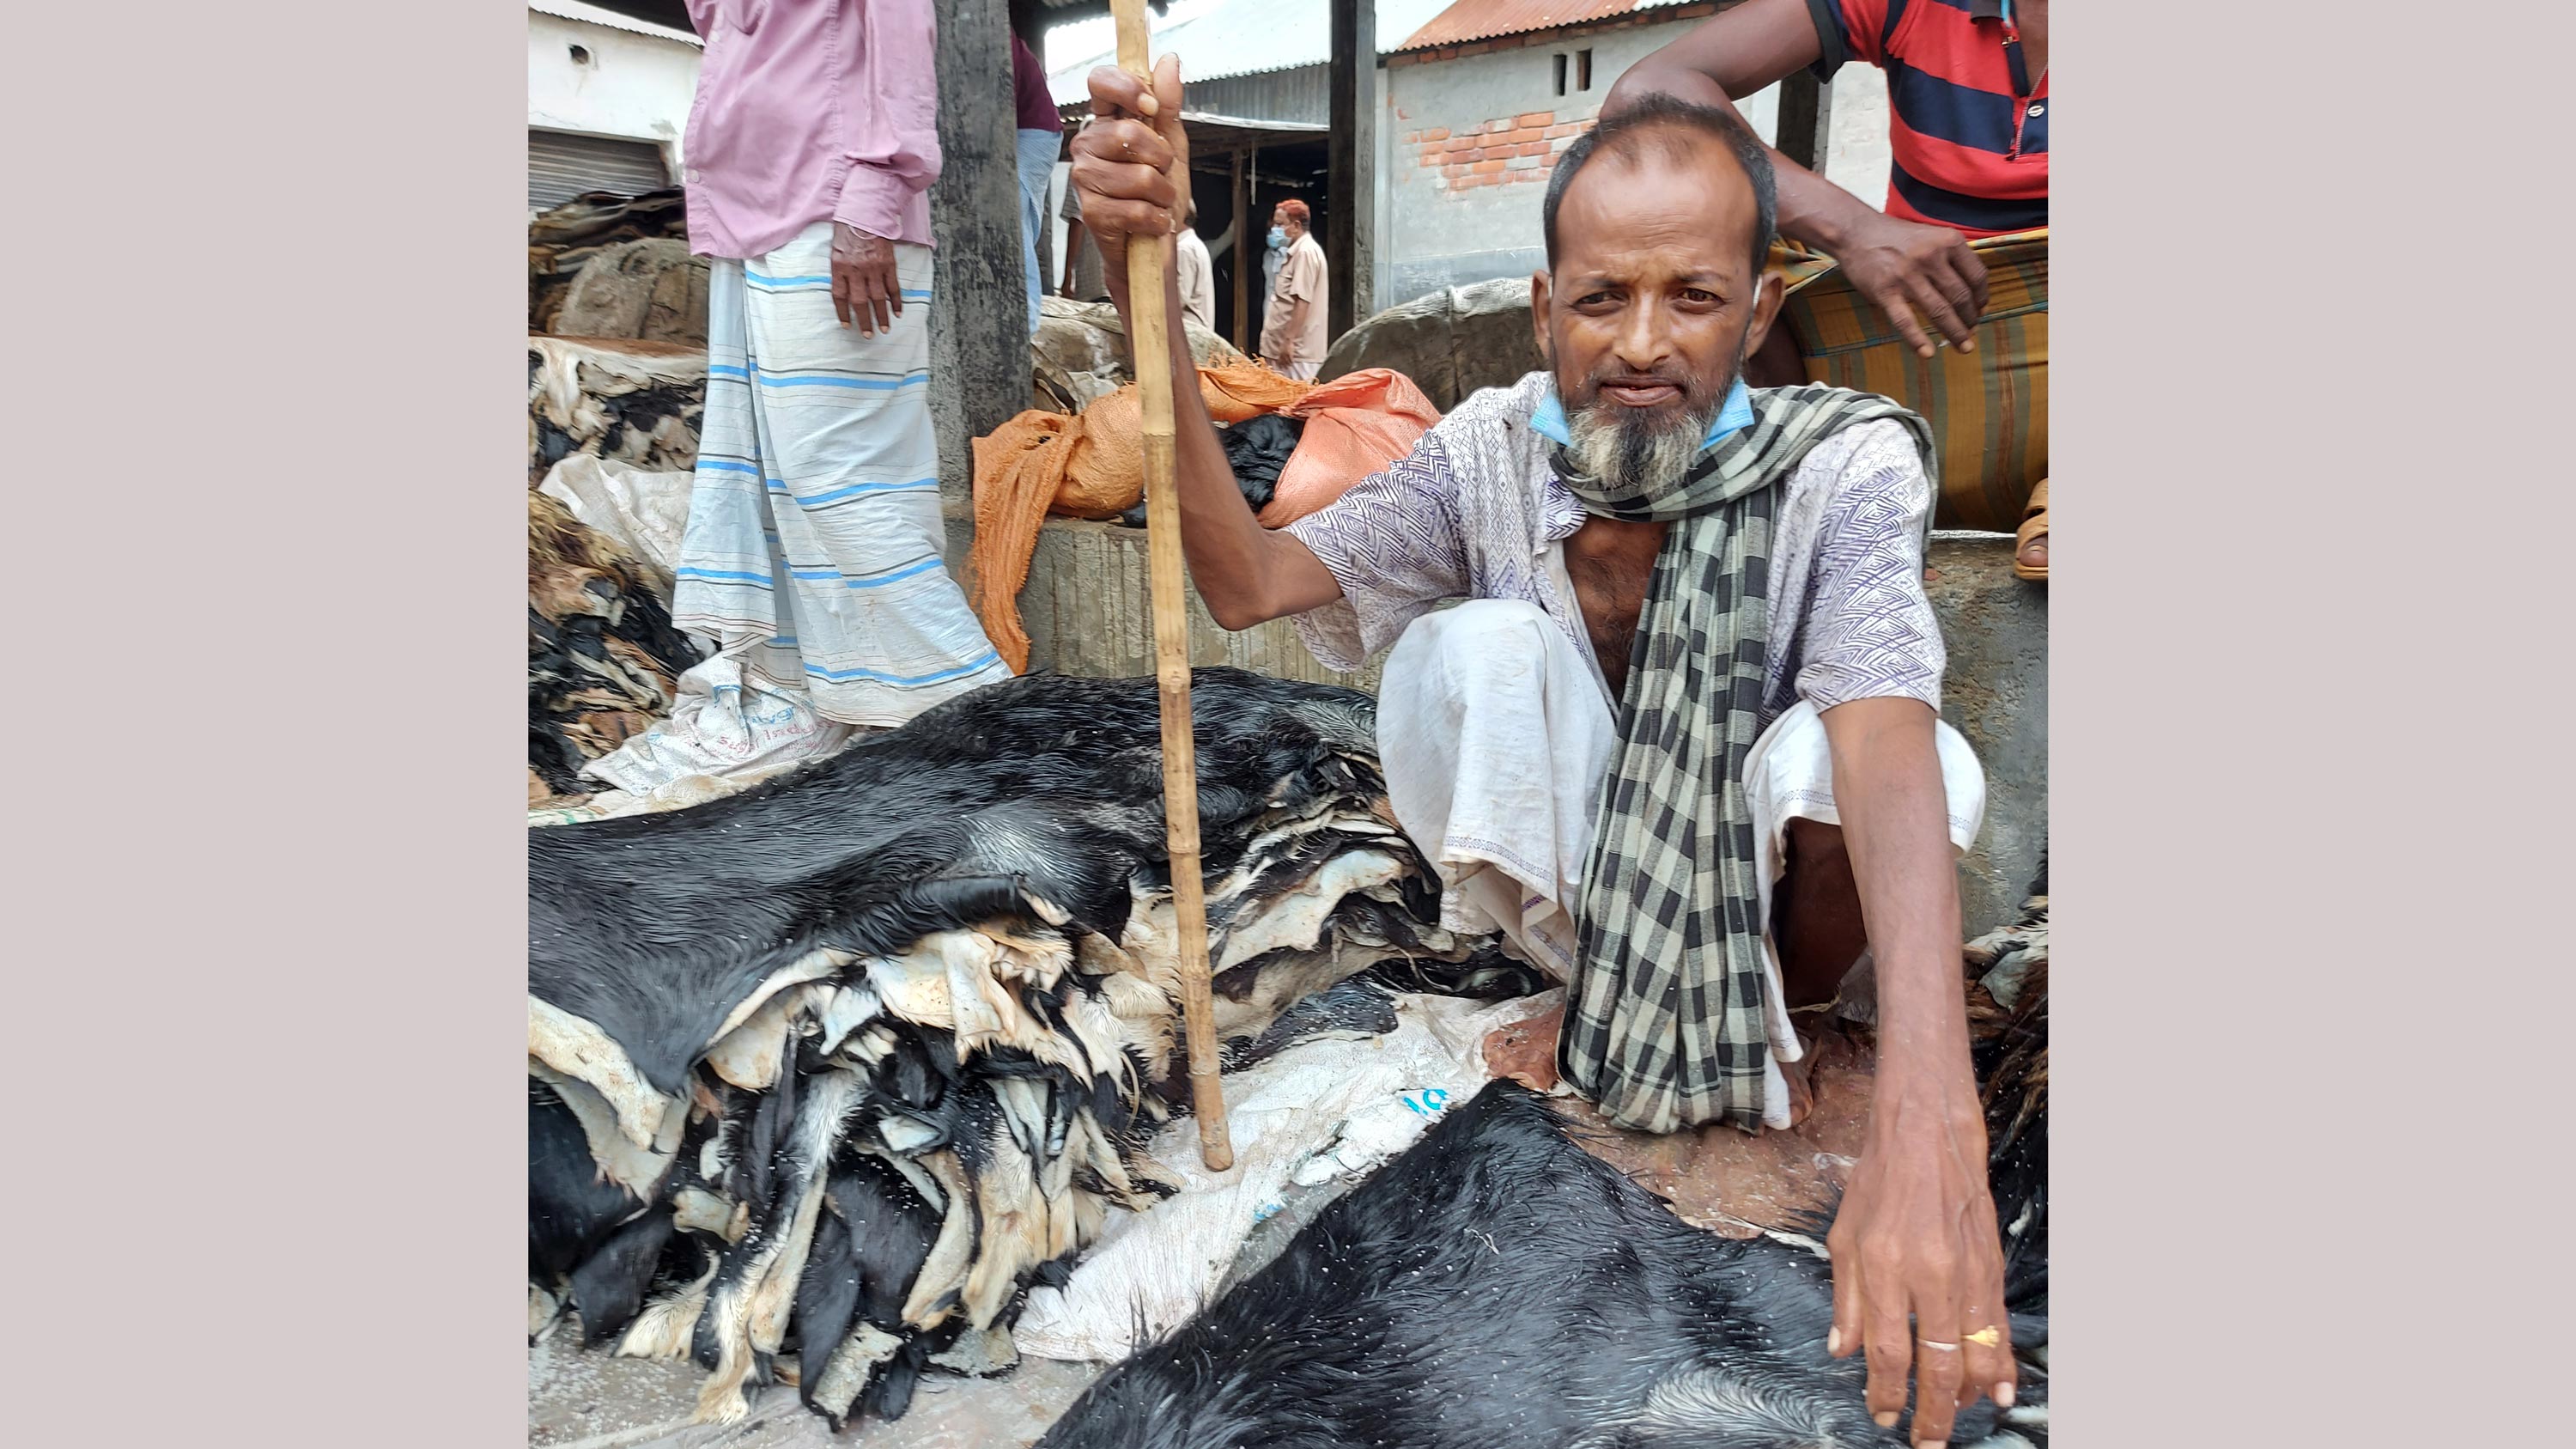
[671,222,1012,727]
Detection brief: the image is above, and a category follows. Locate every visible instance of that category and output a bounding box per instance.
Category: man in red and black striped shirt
[1613,0,2050,577]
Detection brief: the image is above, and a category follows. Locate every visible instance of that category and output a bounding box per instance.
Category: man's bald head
[1542,94,1777,280]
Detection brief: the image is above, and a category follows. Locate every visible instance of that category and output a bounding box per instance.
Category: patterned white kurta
[1281,370,1947,727]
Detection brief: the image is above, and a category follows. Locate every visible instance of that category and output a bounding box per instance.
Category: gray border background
[5,3,2563,1445]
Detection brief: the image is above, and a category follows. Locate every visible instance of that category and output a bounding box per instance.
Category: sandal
[2014,478,2050,582]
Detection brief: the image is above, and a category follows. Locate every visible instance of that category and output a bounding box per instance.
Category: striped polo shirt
[1807,0,2050,237]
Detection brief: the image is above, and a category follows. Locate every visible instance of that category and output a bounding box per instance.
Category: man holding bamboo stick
[1073,57,2013,1449]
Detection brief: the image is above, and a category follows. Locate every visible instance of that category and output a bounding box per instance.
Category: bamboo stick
[1111,0,1233,1173]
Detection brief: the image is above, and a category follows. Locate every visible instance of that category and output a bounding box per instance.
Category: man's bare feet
[1482,1000,1564,1093]
[1777,1037,1820,1129]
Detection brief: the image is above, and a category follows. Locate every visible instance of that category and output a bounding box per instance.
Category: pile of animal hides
[1036,871,2054,1449]
[531,187,692,335]
[1031,295,1246,415]
[528,668,1531,1429]
[530,335,706,484]
[969,362,1441,674]
[528,491,701,803]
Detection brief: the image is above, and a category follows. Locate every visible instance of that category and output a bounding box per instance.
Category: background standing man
[1173,204,1216,332]
[1010,22,1063,336]
[1260,198,1328,379]
[1058,146,1113,304]
[661,0,1010,731]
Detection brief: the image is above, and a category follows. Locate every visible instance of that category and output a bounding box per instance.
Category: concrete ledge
[948,514,1382,690]
[957,516,2045,934]
[1923,532,2049,935]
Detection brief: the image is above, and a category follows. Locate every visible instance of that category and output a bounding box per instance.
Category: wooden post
[1111,0,1234,1174]
[927,0,1035,531]
[1229,149,1249,352]
[1776,69,1834,174]
[1325,0,1375,339]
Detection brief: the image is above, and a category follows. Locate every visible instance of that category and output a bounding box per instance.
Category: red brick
[1421,126,1450,142]
[1494,127,1534,145]
[1516,111,1554,128]
[1471,158,1506,174]
[1515,142,1546,156]
[1447,136,1479,153]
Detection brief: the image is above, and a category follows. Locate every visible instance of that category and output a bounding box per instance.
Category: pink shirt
[681,0,940,259]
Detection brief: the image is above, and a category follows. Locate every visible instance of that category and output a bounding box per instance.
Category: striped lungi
[1768,228,2047,533]
[671,222,1012,728]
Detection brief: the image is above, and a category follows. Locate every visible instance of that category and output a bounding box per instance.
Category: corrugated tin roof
[1047,0,1455,101]
[529,1,702,46]
[1396,0,1695,52]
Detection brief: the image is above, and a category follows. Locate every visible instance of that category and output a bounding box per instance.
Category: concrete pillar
[1776,70,1833,173]
[1326,0,1376,338]
[928,0,1035,524]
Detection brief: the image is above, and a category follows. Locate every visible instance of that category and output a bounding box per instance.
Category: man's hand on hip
[831,222,902,338]
[1069,56,1193,301]
[1832,211,1990,358]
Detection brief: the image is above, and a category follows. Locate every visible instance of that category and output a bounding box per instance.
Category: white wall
[528,11,702,169]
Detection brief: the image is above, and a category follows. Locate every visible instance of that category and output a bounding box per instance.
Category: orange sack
[969,362,1439,674]
[1258,368,1442,527]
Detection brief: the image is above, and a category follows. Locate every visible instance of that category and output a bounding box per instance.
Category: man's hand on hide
[1826,1062,2015,1447]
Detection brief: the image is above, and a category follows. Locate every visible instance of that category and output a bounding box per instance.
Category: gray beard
[1564,397,1719,498]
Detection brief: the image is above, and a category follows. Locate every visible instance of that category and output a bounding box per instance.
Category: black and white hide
[1037,1081,2050,1449]
[527,669,1508,1428]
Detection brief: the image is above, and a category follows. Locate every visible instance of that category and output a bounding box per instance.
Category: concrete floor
[529,1334,1103,1449]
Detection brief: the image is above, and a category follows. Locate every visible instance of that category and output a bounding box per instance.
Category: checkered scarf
[1551,384,1938,1133]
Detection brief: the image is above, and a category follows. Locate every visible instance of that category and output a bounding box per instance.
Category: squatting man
[1073,56,2019,1448]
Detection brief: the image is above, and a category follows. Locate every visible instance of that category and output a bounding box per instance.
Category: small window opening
[1577,49,1594,91]
[1553,53,1569,97]
[569,44,593,65]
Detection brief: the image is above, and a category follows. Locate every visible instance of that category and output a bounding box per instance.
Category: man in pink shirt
[662,0,1011,739]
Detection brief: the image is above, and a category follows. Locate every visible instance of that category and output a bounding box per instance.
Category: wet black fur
[529,669,1385,1100]
[1038,1081,2048,1449]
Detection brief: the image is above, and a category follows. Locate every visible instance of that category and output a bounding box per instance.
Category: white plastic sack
[536,454,695,591]
[578,653,854,796]
[1012,988,1563,1363]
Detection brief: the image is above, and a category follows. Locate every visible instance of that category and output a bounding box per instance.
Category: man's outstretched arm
[1817,696,2015,1446]
[1068,58,1341,630]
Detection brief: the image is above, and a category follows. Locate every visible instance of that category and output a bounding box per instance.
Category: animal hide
[1039,1080,2050,1449]
[527,491,702,800]
[1038,863,2057,1449]
[527,669,1516,1428]
[1968,861,2048,1296]
[529,336,706,484]
[531,187,689,334]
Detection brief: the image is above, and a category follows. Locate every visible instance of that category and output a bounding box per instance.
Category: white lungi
[1376,591,1988,1128]
[671,222,1012,728]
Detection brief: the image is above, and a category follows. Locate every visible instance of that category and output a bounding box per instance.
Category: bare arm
[1817,696,2014,1444]
[1071,59,1342,630]
[1605,0,1990,356]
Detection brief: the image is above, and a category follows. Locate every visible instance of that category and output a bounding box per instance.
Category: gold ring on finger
[1964,1326,2003,1349]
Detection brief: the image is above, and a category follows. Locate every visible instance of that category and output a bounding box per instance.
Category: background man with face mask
[1260,198,1328,380]
[1072,59,2015,1449]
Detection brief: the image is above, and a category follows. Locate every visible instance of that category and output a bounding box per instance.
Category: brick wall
[1406,109,1595,194]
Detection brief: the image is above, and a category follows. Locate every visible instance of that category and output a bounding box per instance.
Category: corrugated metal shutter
[529,130,672,212]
